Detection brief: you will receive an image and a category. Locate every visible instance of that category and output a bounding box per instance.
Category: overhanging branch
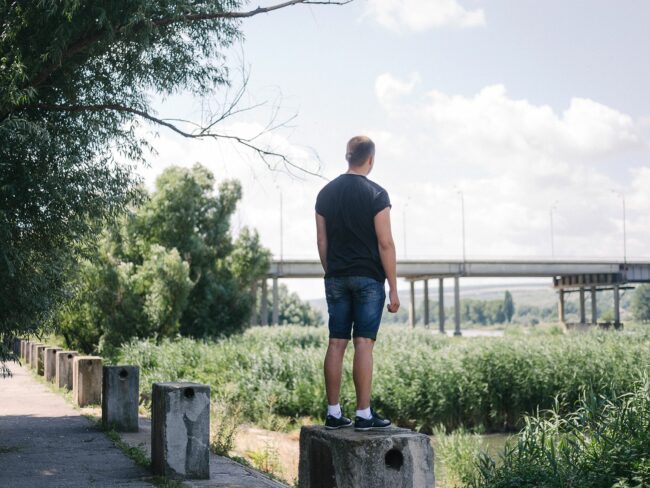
[28,102,325,179]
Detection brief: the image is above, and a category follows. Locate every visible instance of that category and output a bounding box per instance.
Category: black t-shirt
[315,174,391,281]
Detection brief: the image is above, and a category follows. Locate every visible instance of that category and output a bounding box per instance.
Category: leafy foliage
[58,164,270,354]
[632,284,650,323]
[0,0,245,342]
[468,379,650,487]
[256,283,323,326]
[118,325,650,432]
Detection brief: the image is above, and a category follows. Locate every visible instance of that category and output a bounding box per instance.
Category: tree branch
[28,102,325,179]
[27,0,352,90]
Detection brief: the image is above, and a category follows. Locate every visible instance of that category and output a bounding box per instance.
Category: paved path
[0,362,154,487]
[0,361,287,488]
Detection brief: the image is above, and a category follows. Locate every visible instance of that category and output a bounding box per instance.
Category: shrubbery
[117,325,650,432]
[466,378,650,487]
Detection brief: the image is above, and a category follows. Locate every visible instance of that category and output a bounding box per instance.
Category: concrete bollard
[56,351,78,389]
[29,342,43,369]
[102,366,139,432]
[298,426,435,488]
[24,341,32,363]
[72,356,102,407]
[13,337,21,356]
[44,347,62,382]
[151,382,210,480]
[20,340,27,359]
[35,345,47,375]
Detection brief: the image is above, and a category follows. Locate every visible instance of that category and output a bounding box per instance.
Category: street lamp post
[550,201,558,258]
[457,190,466,262]
[611,190,627,263]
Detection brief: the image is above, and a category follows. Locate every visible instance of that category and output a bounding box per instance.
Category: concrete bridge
[258,259,650,333]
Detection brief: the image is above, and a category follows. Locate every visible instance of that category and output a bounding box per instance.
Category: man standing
[315,135,400,431]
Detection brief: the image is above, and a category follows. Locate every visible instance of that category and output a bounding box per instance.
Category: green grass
[118,324,650,433]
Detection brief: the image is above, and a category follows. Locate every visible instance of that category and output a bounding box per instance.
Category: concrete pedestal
[35,345,47,375]
[56,351,78,389]
[44,347,62,382]
[298,426,434,488]
[23,341,30,363]
[29,343,43,369]
[151,382,210,480]
[73,356,102,406]
[102,366,139,432]
[20,340,27,360]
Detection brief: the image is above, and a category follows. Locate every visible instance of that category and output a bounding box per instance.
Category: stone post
[35,345,47,375]
[20,340,27,360]
[73,356,103,407]
[25,341,32,364]
[298,426,434,488]
[151,382,210,480]
[102,366,140,432]
[56,351,78,389]
[44,347,62,382]
[30,343,43,369]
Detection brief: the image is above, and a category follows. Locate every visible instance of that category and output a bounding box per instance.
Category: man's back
[315,174,391,282]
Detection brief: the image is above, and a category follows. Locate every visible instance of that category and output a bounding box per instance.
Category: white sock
[356,407,372,420]
[327,404,342,418]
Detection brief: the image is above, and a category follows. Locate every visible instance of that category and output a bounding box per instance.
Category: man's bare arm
[316,212,328,273]
[374,207,400,313]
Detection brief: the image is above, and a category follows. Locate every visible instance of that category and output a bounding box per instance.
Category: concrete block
[29,342,43,369]
[102,366,139,432]
[13,337,20,355]
[298,426,434,488]
[72,356,102,407]
[56,351,78,389]
[151,382,210,479]
[20,340,27,359]
[24,341,32,363]
[44,347,62,382]
[35,345,47,375]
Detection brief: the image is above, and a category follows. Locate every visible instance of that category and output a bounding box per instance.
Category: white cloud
[365,0,485,32]
[368,73,649,261]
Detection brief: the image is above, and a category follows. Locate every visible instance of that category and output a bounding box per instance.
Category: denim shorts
[324,276,386,341]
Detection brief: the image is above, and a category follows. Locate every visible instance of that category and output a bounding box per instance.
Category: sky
[138,0,650,299]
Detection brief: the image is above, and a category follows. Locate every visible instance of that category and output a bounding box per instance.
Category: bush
[468,378,650,487]
[118,325,650,433]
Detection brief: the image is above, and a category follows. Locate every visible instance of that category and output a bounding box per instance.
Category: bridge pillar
[438,278,445,335]
[590,287,597,325]
[453,276,462,336]
[579,287,586,324]
[272,277,280,326]
[614,284,621,327]
[423,280,429,327]
[260,279,269,326]
[408,281,416,328]
[558,289,566,326]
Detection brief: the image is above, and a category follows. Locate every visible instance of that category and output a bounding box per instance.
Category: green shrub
[468,378,650,487]
[118,325,650,433]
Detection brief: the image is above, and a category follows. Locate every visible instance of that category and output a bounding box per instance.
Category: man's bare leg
[324,338,349,405]
[352,337,374,410]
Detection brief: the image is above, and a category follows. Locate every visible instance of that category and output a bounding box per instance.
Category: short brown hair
[346,136,375,167]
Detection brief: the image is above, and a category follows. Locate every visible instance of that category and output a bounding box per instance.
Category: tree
[260,284,323,326]
[632,284,650,323]
[504,290,515,323]
[1,0,348,369]
[59,164,271,354]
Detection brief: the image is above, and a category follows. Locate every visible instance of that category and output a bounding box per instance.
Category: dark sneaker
[325,414,353,430]
[354,409,391,431]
